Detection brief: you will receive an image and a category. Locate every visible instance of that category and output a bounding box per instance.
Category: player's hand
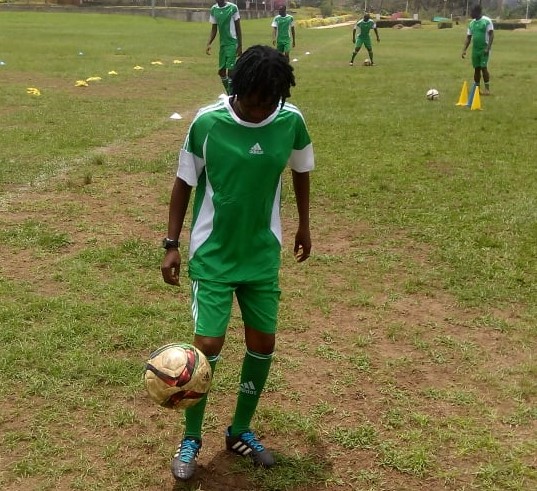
[377,38,380,43]
[272,39,276,46]
[461,51,466,59]
[236,45,243,57]
[161,249,181,286]
[294,229,311,263]
[206,45,211,55]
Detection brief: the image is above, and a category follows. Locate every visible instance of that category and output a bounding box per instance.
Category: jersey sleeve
[232,5,240,21]
[271,17,277,28]
[289,113,314,173]
[177,118,207,186]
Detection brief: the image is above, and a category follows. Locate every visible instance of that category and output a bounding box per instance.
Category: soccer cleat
[171,438,201,481]
[349,61,353,66]
[225,426,275,467]
[481,88,491,96]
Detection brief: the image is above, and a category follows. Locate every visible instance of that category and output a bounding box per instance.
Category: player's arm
[461,34,471,58]
[161,177,192,286]
[485,29,494,54]
[374,27,380,42]
[272,26,277,46]
[291,25,296,47]
[292,170,311,263]
[235,19,243,57]
[206,24,217,55]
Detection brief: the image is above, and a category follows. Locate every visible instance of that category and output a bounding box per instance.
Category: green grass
[1,10,536,491]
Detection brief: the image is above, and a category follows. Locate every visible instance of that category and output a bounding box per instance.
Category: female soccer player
[161,45,315,481]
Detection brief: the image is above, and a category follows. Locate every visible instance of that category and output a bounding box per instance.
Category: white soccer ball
[426,89,439,100]
[363,58,372,66]
[144,343,212,409]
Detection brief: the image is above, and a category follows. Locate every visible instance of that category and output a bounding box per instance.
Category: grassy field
[1,10,536,491]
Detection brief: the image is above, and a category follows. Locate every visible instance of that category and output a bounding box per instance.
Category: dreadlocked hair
[230,45,295,107]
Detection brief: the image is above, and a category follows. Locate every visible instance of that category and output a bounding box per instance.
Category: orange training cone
[456,80,469,106]
[470,87,482,110]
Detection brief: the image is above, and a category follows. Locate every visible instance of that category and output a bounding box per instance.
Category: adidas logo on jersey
[239,381,257,395]
[249,143,264,155]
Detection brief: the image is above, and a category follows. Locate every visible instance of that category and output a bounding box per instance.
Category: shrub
[319,0,333,18]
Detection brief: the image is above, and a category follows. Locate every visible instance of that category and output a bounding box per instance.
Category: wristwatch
[162,238,179,250]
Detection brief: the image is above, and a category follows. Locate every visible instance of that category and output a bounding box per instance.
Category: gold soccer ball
[144,343,212,409]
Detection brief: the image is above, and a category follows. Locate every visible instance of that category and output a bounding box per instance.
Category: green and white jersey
[355,18,376,39]
[271,14,294,43]
[468,15,493,51]
[178,96,314,283]
[209,2,240,46]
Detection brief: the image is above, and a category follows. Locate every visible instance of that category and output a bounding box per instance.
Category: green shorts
[276,41,291,54]
[191,279,281,337]
[472,49,490,69]
[219,43,237,71]
[355,36,372,50]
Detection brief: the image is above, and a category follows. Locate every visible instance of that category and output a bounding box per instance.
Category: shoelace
[241,431,265,452]
[179,439,199,463]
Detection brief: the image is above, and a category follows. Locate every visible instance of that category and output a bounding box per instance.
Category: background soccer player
[271,5,296,61]
[206,0,242,94]
[161,45,314,482]
[349,13,380,66]
[462,4,494,95]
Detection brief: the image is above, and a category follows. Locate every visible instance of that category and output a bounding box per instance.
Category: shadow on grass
[171,442,333,491]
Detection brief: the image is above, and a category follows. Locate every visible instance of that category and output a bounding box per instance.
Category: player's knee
[194,335,224,357]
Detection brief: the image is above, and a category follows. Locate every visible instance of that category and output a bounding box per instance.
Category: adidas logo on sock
[249,143,264,155]
[239,381,257,395]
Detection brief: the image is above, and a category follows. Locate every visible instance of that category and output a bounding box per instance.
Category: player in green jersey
[349,13,380,66]
[271,5,296,61]
[161,45,314,482]
[462,4,494,95]
[206,0,242,94]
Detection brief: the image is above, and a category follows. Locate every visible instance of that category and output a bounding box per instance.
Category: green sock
[230,350,273,436]
[183,355,219,440]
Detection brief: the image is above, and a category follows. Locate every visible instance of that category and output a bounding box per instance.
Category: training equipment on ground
[426,89,439,100]
[456,80,469,106]
[363,58,372,66]
[145,343,212,409]
[467,84,482,110]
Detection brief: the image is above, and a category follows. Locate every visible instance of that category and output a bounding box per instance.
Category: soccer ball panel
[144,343,212,410]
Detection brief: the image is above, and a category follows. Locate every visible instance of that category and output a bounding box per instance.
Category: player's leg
[481,52,491,94]
[171,280,233,481]
[350,40,362,65]
[471,50,482,93]
[218,45,235,94]
[362,38,374,65]
[281,41,291,61]
[226,281,279,467]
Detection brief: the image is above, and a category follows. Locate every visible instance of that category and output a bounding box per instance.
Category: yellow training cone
[470,88,482,110]
[456,80,468,106]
